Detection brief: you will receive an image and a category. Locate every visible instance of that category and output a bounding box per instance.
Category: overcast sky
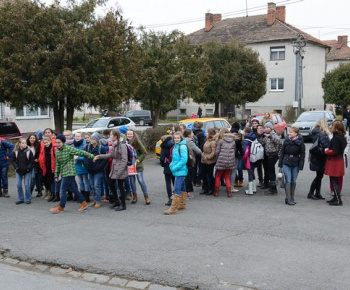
[103,0,349,41]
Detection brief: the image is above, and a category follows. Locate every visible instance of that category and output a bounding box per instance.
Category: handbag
[277,168,285,188]
[309,135,323,156]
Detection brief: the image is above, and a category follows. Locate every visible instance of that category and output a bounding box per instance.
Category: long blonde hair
[314,119,330,136]
[14,138,27,152]
[216,128,230,141]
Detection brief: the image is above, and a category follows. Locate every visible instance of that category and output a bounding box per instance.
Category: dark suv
[0,121,22,140]
[124,110,152,126]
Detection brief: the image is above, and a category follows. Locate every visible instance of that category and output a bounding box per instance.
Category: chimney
[267,2,276,26]
[338,35,348,47]
[276,6,286,22]
[205,13,222,32]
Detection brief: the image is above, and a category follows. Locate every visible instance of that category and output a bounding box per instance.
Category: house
[325,35,350,72]
[186,2,330,117]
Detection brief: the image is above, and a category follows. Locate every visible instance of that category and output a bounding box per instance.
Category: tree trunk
[241,103,246,119]
[214,102,220,117]
[53,102,65,133]
[66,105,74,131]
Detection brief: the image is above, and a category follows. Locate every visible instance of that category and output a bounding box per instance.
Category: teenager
[0,137,14,198]
[26,134,42,197]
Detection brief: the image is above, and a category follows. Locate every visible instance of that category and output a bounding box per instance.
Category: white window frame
[270,78,284,91]
[16,105,50,119]
[270,46,285,60]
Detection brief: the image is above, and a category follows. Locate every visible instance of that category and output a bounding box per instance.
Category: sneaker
[187,192,194,199]
[126,193,132,200]
[231,186,239,193]
[94,202,101,209]
[78,201,88,212]
[50,205,64,214]
[89,201,96,207]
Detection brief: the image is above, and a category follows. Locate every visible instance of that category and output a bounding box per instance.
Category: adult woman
[324,121,347,206]
[214,128,236,197]
[126,130,150,205]
[72,132,90,202]
[307,119,330,200]
[200,128,217,196]
[261,112,273,126]
[160,135,175,206]
[94,129,128,211]
[26,134,42,197]
[278,126,305,205]
[164,132,188,215]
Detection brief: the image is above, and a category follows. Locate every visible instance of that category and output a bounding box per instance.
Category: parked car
[124,110,152,126]
[0,121,22,140]
[251,113,287,137]
[155,118,231,158]
[72,117,136,135]
[291,110,336,140]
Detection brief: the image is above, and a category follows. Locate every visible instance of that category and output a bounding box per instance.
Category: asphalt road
[1,143,350,290]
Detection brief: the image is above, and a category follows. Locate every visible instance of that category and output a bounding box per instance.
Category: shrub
[137,125,172,152]
[284,105,296,123]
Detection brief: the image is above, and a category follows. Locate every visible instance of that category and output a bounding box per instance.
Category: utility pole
[292,34,307,117]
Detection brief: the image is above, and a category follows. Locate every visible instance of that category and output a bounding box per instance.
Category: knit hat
[118,125,128,134]
[56,134,66,143]
[231,122,240,130]
[251,118,260,124]
[264,121,274,130]
[90,132,101,142]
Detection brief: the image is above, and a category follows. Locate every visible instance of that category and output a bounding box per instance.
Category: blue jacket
[243,132,257,153]
[0,139,15,167]
[73,139,88,175]
[169,139,188,177]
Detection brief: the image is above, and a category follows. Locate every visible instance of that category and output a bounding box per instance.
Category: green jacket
[55,144,94,178]
[135,142,147,172]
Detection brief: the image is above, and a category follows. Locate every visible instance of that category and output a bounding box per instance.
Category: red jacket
[39,144,57,176]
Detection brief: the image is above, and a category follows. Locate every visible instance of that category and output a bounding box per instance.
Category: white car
[72,117,136,135]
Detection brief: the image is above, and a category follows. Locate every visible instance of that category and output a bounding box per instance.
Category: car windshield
[85,119,108,128]
[296,113,324,122]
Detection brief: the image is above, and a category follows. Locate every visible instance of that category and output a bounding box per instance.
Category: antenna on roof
[246,0,248,17]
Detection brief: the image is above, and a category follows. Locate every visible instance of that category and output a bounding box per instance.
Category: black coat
[84,144,107,174]
[309,127,330,172]
[192,128,206,151]
[11,147,34,176]
[160,136,174,175]
[278,135,305,170]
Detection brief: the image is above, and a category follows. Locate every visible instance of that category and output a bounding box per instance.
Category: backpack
[179,144,196,169]
[122,142,137,166]
[247,139,264,163]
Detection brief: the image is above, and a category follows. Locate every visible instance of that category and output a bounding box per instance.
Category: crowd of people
[0,112,348,215]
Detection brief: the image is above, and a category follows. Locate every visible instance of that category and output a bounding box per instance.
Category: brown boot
[3,189,10,198]
[238,180,244,187]
[131,193,138,204]
[213,186,220,196]
[78,201,88,212]
[178,191,187,210]
[164,194,180,215]
[50,205,64,214]
[234,180,239,187]
[144,194,151,205]
[226,187,232,197]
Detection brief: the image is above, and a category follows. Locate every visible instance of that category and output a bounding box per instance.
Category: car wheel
[139,120,145,126]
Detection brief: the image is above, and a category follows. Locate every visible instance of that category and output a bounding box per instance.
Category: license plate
[301,133,309,136]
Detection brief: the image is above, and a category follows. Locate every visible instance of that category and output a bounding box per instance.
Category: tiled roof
[325,39,350,61]
[188,14,328,48]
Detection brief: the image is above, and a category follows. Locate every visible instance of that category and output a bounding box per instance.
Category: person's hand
[93,156,99,162]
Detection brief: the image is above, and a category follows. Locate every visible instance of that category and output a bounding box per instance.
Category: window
[205,109,213,117]
[270,46,285,60]
[16,106,50,119]
[270,78,284,91]
[180,109,186,115]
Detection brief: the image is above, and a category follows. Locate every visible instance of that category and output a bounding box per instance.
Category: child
[11,138,34,204]
[242,127,257,195]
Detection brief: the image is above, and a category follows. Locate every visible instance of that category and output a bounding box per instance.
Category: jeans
[235,158,243,181]
[0,165,9,190]
[282,164,299,184]
[164,173,175,198]
[125,177,131,194]
[202,163,215,190]
[109,178,126,207]
[16,172,31,202]
[31,167,42,192]
[59,176,85,208]
[129,171,148,195]
[173,176,186,196]
[77,174,90,191]
[89,172,103,202]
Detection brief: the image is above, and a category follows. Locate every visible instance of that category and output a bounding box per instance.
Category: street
[1,143,350,290]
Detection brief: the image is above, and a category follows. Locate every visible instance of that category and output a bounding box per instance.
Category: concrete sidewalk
[1,150,350,290]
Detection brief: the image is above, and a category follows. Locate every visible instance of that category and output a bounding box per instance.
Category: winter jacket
[232,133,243,158]
[309,127,330,171]
[73,139,88,175]
[11,147,34,176]
[169,139,188,176]
[278,135,305,170]
[242,132,257,167]
[185,137,202,156]
[215,134,236,170]
[259,131,281,156]
[193,127,206,151]
[0,139,14,167]
[128,140,147,172]
[160,136,174,175]
[39,143,56,177]
[201,139,217,165]
[324,134,347,177]
[55,144,94,178]
[98,141,128,180]
[84,144,107,174]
